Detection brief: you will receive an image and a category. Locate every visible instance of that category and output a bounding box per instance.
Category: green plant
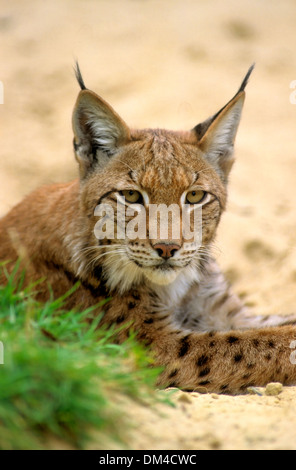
[0,263,168,449]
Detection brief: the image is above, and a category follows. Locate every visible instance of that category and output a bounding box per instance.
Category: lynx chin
[0,63,295,394]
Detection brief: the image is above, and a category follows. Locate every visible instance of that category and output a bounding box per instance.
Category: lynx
[0,64,295,394]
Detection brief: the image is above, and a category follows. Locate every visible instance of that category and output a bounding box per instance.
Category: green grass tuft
[0,263,169,449]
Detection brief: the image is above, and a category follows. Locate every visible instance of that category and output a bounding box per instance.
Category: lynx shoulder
[0,63,295,394]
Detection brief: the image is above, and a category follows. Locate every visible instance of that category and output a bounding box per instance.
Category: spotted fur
[0,64,295,394]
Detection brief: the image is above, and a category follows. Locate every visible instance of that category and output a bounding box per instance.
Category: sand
[0,0,296,450]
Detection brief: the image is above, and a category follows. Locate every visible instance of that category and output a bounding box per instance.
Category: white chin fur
[102,251,199,294]
[143,267,179,285]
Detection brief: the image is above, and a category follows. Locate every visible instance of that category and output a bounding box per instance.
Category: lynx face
[72,65,252,292]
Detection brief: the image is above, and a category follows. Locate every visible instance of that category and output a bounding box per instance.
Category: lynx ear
[72,66,130,178]
[193,64,254,181]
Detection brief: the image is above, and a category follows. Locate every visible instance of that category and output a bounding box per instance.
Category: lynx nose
[153,243,180,260]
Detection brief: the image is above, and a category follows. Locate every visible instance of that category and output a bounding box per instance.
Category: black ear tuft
[237,63,255,94]
[74,61,87,90]
[193,64,255,141]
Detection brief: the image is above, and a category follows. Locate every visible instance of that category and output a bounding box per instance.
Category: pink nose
[153,243,180,259]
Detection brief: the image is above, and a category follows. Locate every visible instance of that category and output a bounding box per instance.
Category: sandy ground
[1,0,296,450]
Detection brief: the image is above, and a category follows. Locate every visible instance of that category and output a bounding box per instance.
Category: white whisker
[79,243,123,254]
[84,247,127,272]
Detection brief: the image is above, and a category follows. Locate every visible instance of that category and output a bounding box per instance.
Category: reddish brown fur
[0,66,295,394]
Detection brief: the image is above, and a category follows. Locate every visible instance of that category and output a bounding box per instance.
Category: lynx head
[72,64,254,293]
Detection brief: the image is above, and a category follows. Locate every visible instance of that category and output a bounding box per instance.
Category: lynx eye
[186,190,206,204]
[120,190,143,204]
